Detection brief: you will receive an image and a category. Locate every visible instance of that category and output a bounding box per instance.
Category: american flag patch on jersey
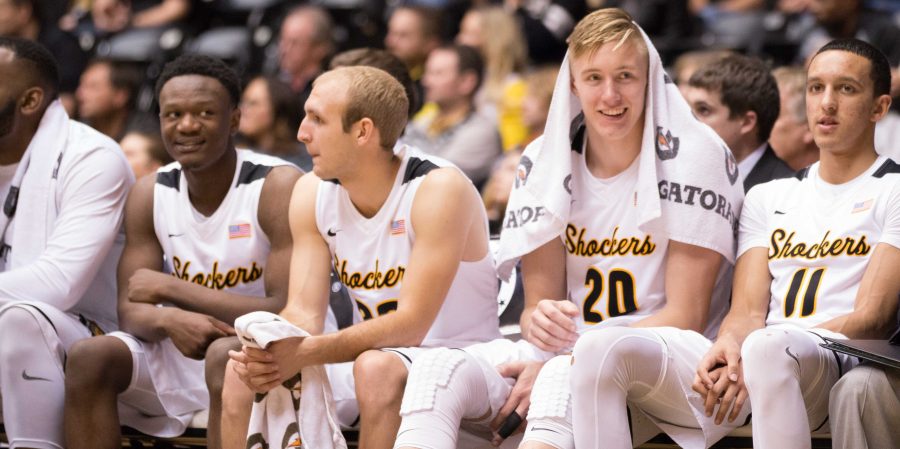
[229,223,251,239]
[852,199,873,213]
[391,219,406,235]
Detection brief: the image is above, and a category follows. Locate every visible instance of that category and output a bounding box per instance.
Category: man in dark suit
[683,54,794,192]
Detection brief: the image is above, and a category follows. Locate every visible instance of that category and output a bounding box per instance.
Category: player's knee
[400,348,483,417]
[571,327,650,387]
[65,336,132,393]
[528,355,572,420]
[222,359,255,419]
[741,329,797,387]
[354,350,408,409]
[0,306,43,359]
[206,336,241,396]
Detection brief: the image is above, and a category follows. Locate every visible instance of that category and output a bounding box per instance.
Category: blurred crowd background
[3,0,899,234]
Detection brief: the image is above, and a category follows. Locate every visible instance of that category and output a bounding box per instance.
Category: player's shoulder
[870,157,900,181]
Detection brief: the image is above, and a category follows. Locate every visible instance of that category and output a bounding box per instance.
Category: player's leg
[394,348,494,449]
[742,328,853,449]
[829,364,900,449]
[571,327,722,449]
[64,335,134,449]
[205,336,242,449]
[519,355,575,449]
[0,303,93,449]
[354,349,410,449]
[220,358,256,449]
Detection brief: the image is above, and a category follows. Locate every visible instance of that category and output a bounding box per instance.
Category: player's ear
[230,105,241,134]
[870,94,892,122]
[355,117,376,146]
[19,86,45,117]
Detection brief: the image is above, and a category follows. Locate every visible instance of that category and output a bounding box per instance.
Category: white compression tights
[0,302,91,449]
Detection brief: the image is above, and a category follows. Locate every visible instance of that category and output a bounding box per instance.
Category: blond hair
[316,66,409,149]
[772,66,807,123]
[567,8,645,59]
[475,7,528,103]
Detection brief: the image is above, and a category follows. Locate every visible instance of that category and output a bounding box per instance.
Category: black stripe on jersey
[873,159,900,178]
[570,112,586,154]
[236,161,273,186]
[156,168,181,191]
[794,167,810,180]
[402,157,439,184]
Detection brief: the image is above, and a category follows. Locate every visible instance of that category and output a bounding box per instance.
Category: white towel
[0,100,69,266]
[495,25,745,279]
[236,311,347,449]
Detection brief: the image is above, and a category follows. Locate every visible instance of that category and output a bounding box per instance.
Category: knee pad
[0,304,59,362]
[528,355,572,420]
[400,348,480,416]
[396,348,487,449]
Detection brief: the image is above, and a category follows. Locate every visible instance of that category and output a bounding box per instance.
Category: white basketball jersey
[739,156,900,328]
[564,145,669,333]
[315,146,501,347]
[154,150,288,297]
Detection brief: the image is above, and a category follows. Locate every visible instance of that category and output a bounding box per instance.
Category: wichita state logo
[724,146,739,186]
[655,127,679,160]
[515,155,533,188]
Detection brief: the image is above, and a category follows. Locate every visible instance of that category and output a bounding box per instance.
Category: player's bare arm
[236,168,484,386]
[117,176,234,359]
[520,239,573,352]
[816,242,900,339]
[125,165,300,324]
[692,247,770,423]
[631,241,722,332]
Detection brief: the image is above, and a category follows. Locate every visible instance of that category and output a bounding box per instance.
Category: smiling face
[158,74,239,171]
[570,37,648,150]
[806,50,884,156]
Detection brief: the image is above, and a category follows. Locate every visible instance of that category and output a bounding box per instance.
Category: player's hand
[489,360,544,445]
[527,299,579,352]
[228,337,305,393]
[705,365,748,424]
[692,335,742,396]
[127,268,170,304]
[164,309,235,359]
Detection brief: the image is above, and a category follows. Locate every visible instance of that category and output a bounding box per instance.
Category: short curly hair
[0,36,60,100]
[155,54,241,107]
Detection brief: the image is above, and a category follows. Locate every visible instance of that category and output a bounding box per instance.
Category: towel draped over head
[495,23,744,279]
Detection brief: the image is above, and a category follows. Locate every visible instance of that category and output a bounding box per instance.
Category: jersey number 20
[583,268,638,324]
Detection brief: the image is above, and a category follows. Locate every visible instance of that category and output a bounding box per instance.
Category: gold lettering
[769,229,871,260]
[563,224,656,258]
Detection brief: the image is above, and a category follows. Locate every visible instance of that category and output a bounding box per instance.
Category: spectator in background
[689,0,767,51]
[456,6,530,152]
[605,0,694,60]
[521,65,558,146]
[404,44,502,187]
[506,0,585,65]
[238,75,311,171]
[119,125,172,179]
[684,54,794,192]
[771,66,819,170]
[384,5,442,115]
[76,58,144,141]
[87,0,190,34]
[482,149,522,236]
[276,5,333,102]
[671,48,732,96]
[329,47,421,120]
[0,0,87,113]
